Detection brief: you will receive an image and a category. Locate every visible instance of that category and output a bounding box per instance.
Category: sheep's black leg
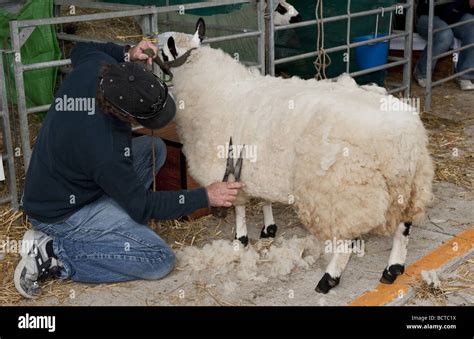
[380,222,411,284]
[260,203,278,239]
[234,205,248,246]
[316,239,359,294]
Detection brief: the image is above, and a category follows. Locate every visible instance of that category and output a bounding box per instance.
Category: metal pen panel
[270,1,414,95]
[27,105,51,114]
[16,7,159,28]
[22,58,72,71]
[426,0,436,111]
[433,17,474,32]
[274,32,409,65]
[257,0,265,75]
[204,30,261,44]
[432,68,474,87]
[57,33,132,45]
[432,43,474,61]
[349,59,407,78]
[267,0,275,76]
[0,50,19,209]
[403,0,414,97]
[346,0,351,74]
[9,20,32,169]
[153,0,253,14]
[151,11,159,76]
[388,85,409,94]
[55,0,143,11]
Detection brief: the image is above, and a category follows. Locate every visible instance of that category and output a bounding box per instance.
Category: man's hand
[206,182,245,207]
[129,40,158,65]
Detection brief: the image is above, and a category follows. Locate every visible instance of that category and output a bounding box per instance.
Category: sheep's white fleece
[171,46,434,240]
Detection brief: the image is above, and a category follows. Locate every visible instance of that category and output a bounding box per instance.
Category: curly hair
[96,64,135,124]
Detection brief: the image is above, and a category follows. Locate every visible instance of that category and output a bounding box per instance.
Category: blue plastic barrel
[352,34,389,70]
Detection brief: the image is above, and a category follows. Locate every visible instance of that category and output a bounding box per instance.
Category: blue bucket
[353,34,389,70]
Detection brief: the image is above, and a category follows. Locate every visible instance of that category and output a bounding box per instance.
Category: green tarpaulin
[0,0,61,109]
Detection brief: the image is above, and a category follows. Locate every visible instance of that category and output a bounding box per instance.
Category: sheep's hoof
[380,264,405,284]
[235,235,249,247]
[260,224,277,238]
[315,273,340,294]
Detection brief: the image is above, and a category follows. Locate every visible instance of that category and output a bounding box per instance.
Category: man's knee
[435,29,454,49]
[459,14,474,40]
[142,245,176,280]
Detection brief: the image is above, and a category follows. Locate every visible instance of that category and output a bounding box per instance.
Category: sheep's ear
[195,17,206,42]
[167,36,178,59]
[275,3,288,15]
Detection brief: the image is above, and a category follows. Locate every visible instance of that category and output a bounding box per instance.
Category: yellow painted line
[349,226,474,306]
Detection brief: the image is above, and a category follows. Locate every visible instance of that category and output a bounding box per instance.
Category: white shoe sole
[16,229,46,298]
[14,256,37,299]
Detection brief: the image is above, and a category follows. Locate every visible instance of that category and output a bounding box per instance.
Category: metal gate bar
[425,0,474,110]
[0,50,19,209]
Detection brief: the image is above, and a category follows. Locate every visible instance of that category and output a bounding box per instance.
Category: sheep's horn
[143,48,174,79]
[166,48,197,68]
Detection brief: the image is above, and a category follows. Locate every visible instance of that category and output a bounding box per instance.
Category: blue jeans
[30,135,176,283]
[415,13,474,80]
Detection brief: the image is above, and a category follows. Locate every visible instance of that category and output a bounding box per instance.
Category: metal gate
[0,49,18,209]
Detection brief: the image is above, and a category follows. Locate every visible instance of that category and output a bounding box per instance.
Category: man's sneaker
[457,78,474,91]
[14,230,59,298]
[414,73,427,88]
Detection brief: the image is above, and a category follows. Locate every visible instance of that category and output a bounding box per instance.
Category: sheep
[158,19,434,294]
[272,0,303,25]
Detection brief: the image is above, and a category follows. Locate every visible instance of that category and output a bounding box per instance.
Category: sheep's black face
[289,13,303,23]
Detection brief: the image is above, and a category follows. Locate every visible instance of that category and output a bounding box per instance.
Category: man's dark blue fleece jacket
[22,42,209,224]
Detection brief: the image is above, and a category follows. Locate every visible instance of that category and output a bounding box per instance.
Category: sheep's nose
[290,14,303,23]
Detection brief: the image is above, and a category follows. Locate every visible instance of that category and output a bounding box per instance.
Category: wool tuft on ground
[177,235,321,283]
